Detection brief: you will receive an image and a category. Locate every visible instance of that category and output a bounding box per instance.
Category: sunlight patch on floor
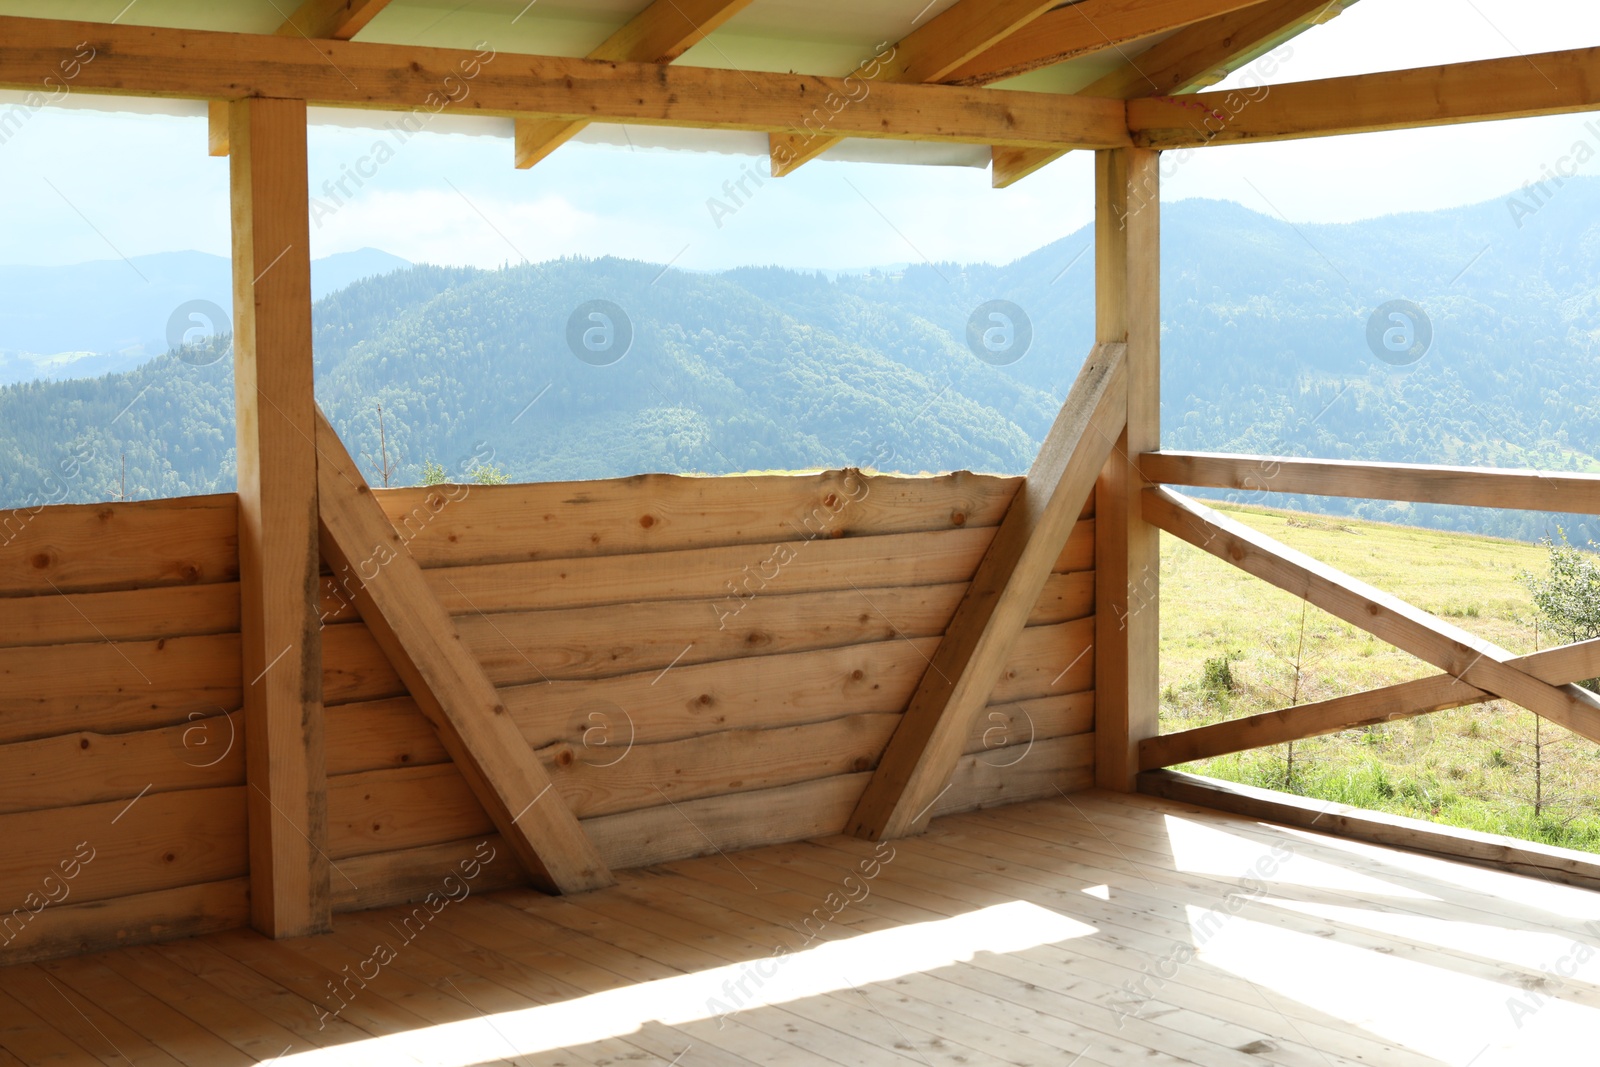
[1190,904,1600,1065]
[268,901,1097,1066]
[1160,813,1435,899]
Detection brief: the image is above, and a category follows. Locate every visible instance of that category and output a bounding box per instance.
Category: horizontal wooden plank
[0,17,1132,149]
[933,733,1096,817]
[327,764,494,860]
[375,471,1019,568]
[0,878,249,967]
[323,519,1090,626]
[323,571,1092,703]
[583,772,870,871]
[1140,636,1600,769]
[540,713,899,819]
[325,696,449,776]
[1140,769,1600,893]
[0,582,240,648]
[963,692,1095,757]
[0,786,247,910]
[0,494,237,597]
[0,711,243,815]
[1140,451,1600,514]
[1129,44,1600,147]
[0,633,242,745]
[332,836,523,914]
[372,522,1093,618]
[512,615,1094,748]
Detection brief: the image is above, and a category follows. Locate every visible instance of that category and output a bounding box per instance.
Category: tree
[1518,530,1600,688]
[418,459,447,486]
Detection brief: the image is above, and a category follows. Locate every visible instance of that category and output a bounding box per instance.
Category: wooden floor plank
[37,956,254,1067]
[0,964,185,1067]
[0,985,106,1066]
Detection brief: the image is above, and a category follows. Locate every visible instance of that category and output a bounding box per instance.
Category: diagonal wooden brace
[1145,486,1600,744]
[848,341,1128,841]
[314,408,613,894]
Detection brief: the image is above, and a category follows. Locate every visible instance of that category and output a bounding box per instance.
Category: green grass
[1161,503,1600,855]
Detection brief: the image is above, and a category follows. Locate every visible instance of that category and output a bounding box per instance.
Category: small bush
[1200,652,1241,698]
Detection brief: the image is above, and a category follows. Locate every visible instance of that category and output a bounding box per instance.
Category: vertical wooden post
[1094,147,1161,791]
[231,96,331,937]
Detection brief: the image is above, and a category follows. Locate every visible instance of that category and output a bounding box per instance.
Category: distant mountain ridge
[1,180,1598,544]
[0,247,410,384]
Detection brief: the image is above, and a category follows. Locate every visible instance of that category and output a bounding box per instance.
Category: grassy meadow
[1159,502,1600,854]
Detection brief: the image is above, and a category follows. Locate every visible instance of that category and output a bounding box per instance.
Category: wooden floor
[3,792,1597,1067]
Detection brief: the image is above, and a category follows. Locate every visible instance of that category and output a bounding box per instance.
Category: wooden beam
[277,0,393,40]
[1145,487,1600,743]
[514,0,754,169]
[991,0,1355,187]
[209,0,394,156]
[945,0,1275,86]
[1140,637,1600,769]
[1,16,1130,152]
[1141,451,1600,514]
[314,410,613,894]
[847,341,1128,841]
[1140,769,1600,893]
[1094,148,1161,791]
[230,97,329,938]
[770,0,1059,176]
[1130,42,1600,148]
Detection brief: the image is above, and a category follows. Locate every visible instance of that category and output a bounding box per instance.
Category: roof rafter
[991,0,1356,187]
[945,0,1279,87]
[514,0,755,170]
[768,0,1059,177]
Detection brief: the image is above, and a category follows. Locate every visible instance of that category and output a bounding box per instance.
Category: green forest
[3,180,1599,544]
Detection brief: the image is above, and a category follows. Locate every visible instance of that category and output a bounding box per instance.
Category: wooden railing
[1135,451,1600,774]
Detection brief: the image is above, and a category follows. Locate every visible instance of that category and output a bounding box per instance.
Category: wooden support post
[1094,147,1161,792]
[230,96,330,938]
[847,342,1127,841]
[314,410,615,894]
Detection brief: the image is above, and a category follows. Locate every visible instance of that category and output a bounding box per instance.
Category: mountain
[0,247,410,384]
[1,181,1598,545]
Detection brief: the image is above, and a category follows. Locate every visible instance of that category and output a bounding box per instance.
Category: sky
[0,0,1597,271]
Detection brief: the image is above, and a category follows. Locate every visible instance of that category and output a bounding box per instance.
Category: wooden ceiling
[0,0,1596,185]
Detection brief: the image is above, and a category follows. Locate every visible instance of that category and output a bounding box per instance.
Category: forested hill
[2,179,1598,543]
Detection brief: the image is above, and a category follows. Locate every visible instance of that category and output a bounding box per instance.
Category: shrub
[1200,652,1241,698]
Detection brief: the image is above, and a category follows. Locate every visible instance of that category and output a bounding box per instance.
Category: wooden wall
[0,495,249,964]
[0,469,1097,957]
[324,470,1097,910]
